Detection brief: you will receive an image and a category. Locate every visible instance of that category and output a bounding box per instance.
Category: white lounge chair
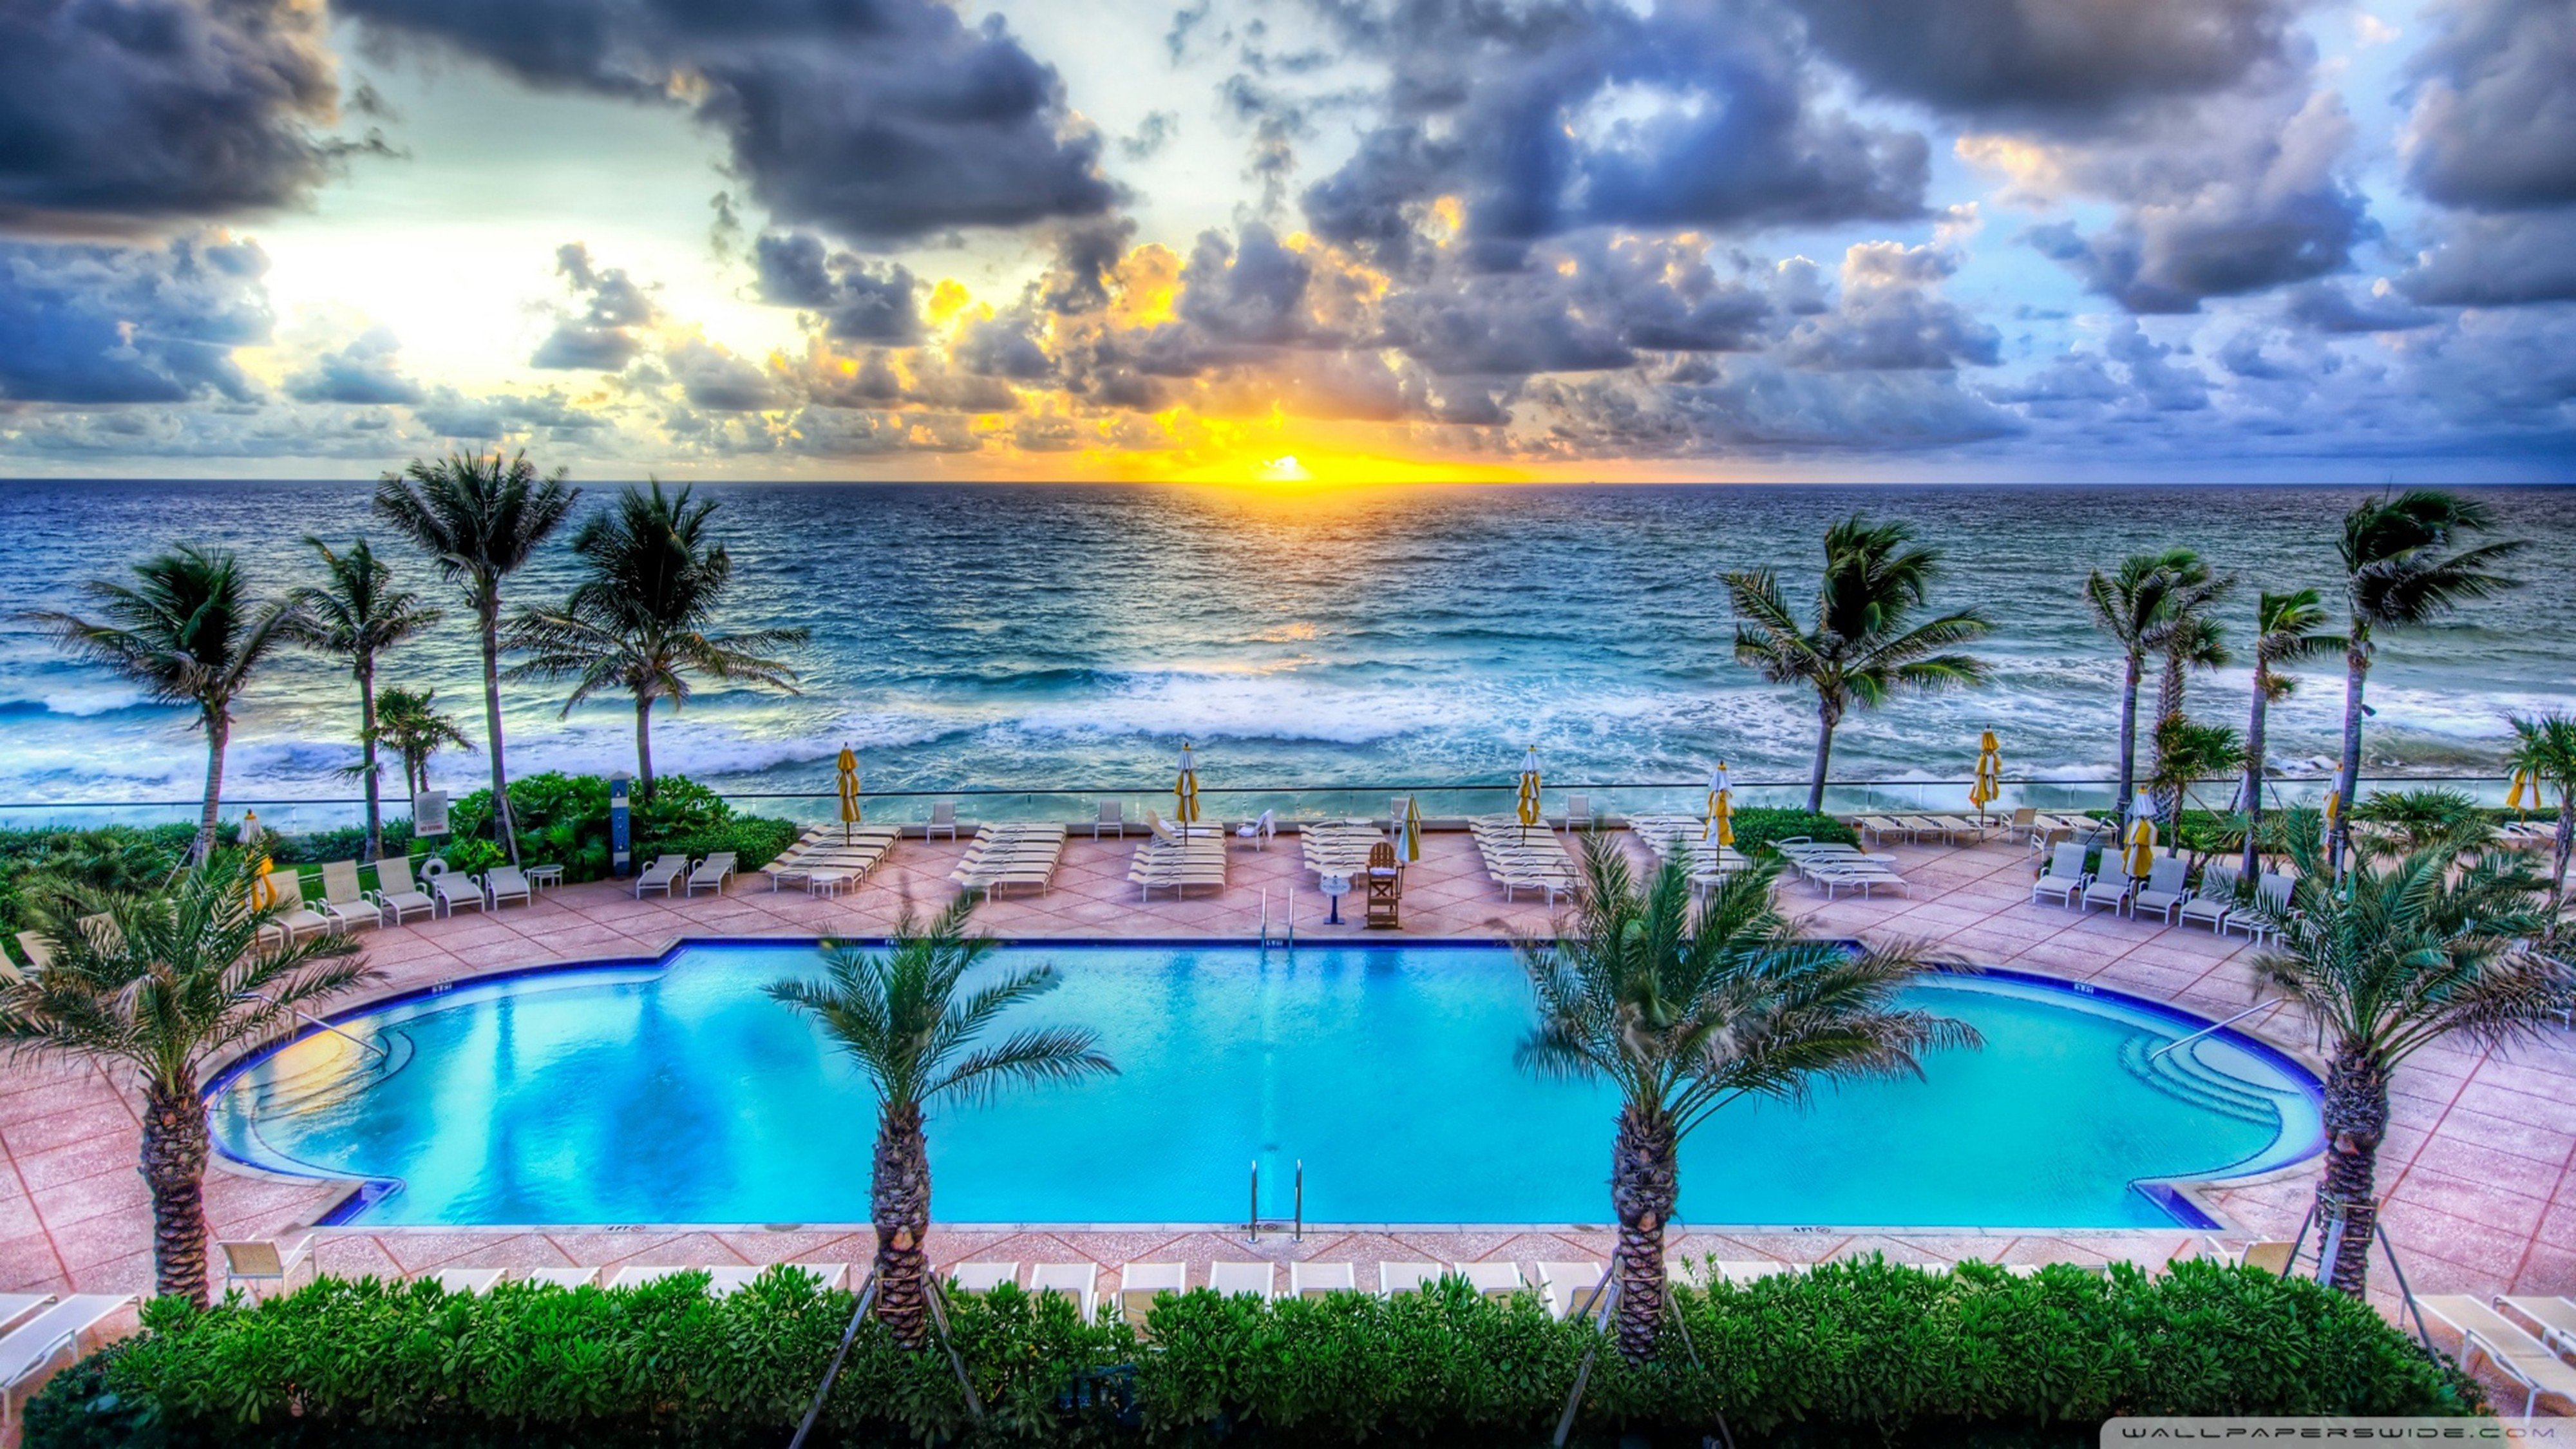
[2129,857,2192,922]
[428,1268,506,1295]
[1208,1261,1277,1300]
[1117,1262,1186,1325]
[483,866,533,910]
[371,856,438,924]
[2079,866,2137,914]
[525,1267,600,1289]
[2499,1295,2576,1354]
[1288,1262,1356,1298]
[947,1262,1020,1296]
[1452,1261,1524,1303]
[1028,1262,1097,1317]
[8,933,47,978]
[262,873,337,944]
[1235,809,1276,851]
[2419,1295,2576,1417]
[0,1298,49,1334]
[1379,1262,1446,1296]
[707,1263,847,1295]
[685,853,736,896]
[2178,864,2239,933]
[428,864,487,917]
[0,1295,132,1434]
[2222,872,2293,942]
[317,860,383,931]
[608,1265,690,1289]
[220,1236,314,1296]
[1537,1262,1609,1320]
[633,854,688,897]
[2032,843,2090,907]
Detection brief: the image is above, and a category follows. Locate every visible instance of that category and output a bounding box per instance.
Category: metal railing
[2147,998,2291,1061]
[240,990,387,1063]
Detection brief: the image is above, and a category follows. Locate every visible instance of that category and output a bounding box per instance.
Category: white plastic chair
[1093,801,1124,839]
[1235,809,1275,851]
[927,802,959,841]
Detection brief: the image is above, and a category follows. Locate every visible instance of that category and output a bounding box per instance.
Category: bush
[1730,807,1858,857]
[26,1258,2477,1449]
[432,773,753,884]
[650,816,802,871]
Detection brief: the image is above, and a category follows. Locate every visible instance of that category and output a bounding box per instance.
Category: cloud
[2281,281,2438,334]
[0,232,270,403]
[412,384,609,440]
[0,0,345,230]
[664,337,786,411]
[529,243,655,370]
[752,231,921,343]
[1529,357,2021,455]
[2403,0,2576,212]
[285,326,425,403]
[339,0,1117,244]
[1779,242,2002,369]
[2399,210,2576,307]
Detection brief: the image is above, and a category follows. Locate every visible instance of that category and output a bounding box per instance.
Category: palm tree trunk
[140,1078,211,1307]
[872,1103,932,1350]
[193,714,229,864]
[2240,675,2269,882]
[1609,1106,1676,1363]
[357,660,384,863]
[1805,701,1839,815]
[478,598,520,867]
[634,694,656,793]
[2331,641,2368,874]
[2552,789,2572,910]
[2315,1046,2388,1295]
[2114,653,2143,819]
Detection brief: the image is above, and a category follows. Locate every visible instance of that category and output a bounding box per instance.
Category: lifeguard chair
[1365,840,1401,928]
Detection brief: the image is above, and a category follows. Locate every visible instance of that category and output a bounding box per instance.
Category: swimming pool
[209,942,2323,1231]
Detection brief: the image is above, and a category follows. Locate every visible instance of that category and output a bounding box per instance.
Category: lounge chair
[2499,1295,2576,1354]
[633,854,688,898]
[707,1264,847,1295]
[1452,1261,1524,1303]
[525,1267,600,1289]
[0,1298,48,1334]
[1289,1262,1357,1298]
[1997,807,2040,842]
[317,861,383,931]
[685,853,736,896]
[8,933,46,978]
[2079,866,2137,914]
[371,856,438,923]
[219,1236,313,1296]
[428,1268,506,1295]
[1208,1261,1277,1300]
[1028,1262,1097,1317]
[1379,1262,1445,1296]
[2178,864,2239,933]
[1855,815,1912,844]
[1663,1258,1711,1291]
[1235,809,1275,851]
[2128,857,2192,922]
[2419,1295,2576,1417]
[2222,873,2293,942]
[1537,1262,1609,1320]
[0,1295,133,1434]
[2237,1240,2299,1274]
[608,1265,690,1289]
[483,866,533,910]
[1118,1262,1186,1325]
[263,873,338,944]
[926,802,960,841]
[2032,843,2090,907]
[947,1262,1020,1296]
[1093,800,1125,838]
[428,865,487,917]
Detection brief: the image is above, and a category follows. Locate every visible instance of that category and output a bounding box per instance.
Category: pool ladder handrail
[241,991,386,1062]
[2146,998,2288,1062]
[1258,887,1294,948]
[1245,1157,1302,1242]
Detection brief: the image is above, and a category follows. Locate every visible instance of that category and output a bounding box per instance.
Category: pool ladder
[1245,1158,1302,1242]
[1258,887,1295,949]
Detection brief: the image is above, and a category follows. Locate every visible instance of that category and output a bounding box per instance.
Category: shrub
[649,816,802,871]
[26,1258,2477,1449]
[1729,807,1858,857]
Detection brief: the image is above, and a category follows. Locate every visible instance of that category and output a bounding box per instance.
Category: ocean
[0,481,2568,827]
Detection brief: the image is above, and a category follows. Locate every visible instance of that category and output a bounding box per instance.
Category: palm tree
[2237,589,2344,881]
[374,686,476,800]
[1726,516,1993,813]
[2506,713,2576,907]
[2146,715,2244,852]
[506,482,808,793]
[287,538,442,862]
[2083,550,2196,820]
[2328,491,2524,869]
[374,451,579,865]
[0,855,376,1304]
[765,898,1114,1349]
[1515,836,1975,1361]
[21,547,303,864]
[2246,814,2564,1294]
[2148,609,2232,827]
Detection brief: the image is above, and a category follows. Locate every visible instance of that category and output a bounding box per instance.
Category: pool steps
[2117,1032,2279,1129]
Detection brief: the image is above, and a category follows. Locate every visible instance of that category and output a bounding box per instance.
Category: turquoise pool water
[209,943,2322,1230]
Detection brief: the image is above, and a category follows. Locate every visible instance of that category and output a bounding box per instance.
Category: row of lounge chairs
[1300,819,1392,880]
[764,826,902,895]
[632,852,735,898]
[1775,838,1909,898]
[1853,814,1989,845]
[2030,848,2293,940]
[952,824,1068,898]
[1130,815,1225,899]
[0,1293,133,1435]
[1625,815,1751,891]
[2420,1293,2576,1417]
[1468,815,1580,904]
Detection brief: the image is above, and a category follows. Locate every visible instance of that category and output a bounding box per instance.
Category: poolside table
[524,865,565,893]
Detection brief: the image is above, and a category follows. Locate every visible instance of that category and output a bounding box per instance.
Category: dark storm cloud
[2403,0,2576,213]
[1178,225,1317,346]
[0,232,269,402]
[1297,0,1924,261]
[752,231,922,343]
[0,0,344,230]
[1530,360,2020,455]
[2398,211,2576,307]
[956,310,1054,381]
[1781,0,2299,126]
[530,242,655,370]
[339,0,1116,243]
[286,326,425,403]
[1039,217,1137,315]
[2282,281,2438,335]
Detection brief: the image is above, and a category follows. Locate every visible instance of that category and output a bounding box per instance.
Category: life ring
[421,857,450,879]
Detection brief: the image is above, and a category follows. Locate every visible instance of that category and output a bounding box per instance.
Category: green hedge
[26,1258,2477,1448]
[1730,808,1859,857]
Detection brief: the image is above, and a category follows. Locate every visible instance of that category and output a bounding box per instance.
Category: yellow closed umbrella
[1970,730,2002,817]
[1515,746,1542,831]
[2123,815,2156,878]
[1175,742,1200,826]
[2508,765,2536,813]
[1403,795,1423,862]
[835,746,862,844]
[2321,766,2344,840]
[1705,762,1733,845]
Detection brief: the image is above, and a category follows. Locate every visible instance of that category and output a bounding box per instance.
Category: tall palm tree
[765,898,1113,1349]
[2083,549,2199,820]
[374,451,579,865]
[0,855,376,1305]
[1515,837,1975,1361]
[2506,713,2576,908]
[287,538,442,862]
[506,482,808,793]
[2148,609,2232,826]
[2246,814,2564,1294]
[1726,516,1993,813]
[2328,491,2524,869]
[21,547,303,864]
[2237,589,2344,880]
[373,686,476,800]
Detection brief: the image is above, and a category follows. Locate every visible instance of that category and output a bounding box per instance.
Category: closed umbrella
[2123,811,2157,880]
[1175,743,1200,826]
[1515,746,1542,833]
[835,746,862,845]
[2509,764,2537,813]
[1403,795,1423,862]
[1704,762,1733,846]
[1970,730,2002,818]
[2321,765,2344,841]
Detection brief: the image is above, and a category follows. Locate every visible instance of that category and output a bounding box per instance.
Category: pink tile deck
[2,827,2570,1408]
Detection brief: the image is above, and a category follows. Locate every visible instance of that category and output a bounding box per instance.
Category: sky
[0,0,2571,482]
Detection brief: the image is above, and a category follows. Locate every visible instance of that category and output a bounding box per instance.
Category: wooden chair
[1365,841,1401,928]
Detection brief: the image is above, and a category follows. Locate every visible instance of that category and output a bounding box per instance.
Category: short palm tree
[507,482,808,793]
[2237,589,2344,880]
[766,898,1114,1349]
[0,855,377,1305]
[288,538,442,862]
[2328,491,2524,868]
[373,685,475,800]
[1726,516,1992,813]
[2147,609,2231,826]
[374,451,579,864]
[21,547,303,864]
[1515,837,1975,1361]
[2146,715,2244,848]
[2083,549,2202,820]
[2506,713,2576,907]
[2246,815,2564,1294]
